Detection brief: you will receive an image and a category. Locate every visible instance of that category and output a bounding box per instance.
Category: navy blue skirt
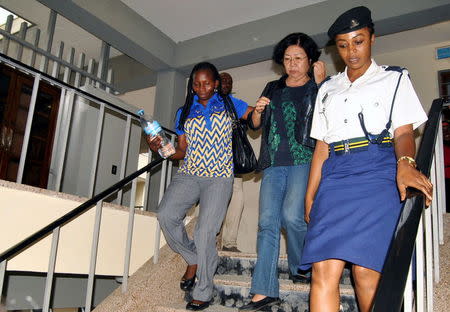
[300,143,403,272]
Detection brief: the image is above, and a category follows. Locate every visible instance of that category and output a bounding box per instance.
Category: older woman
[300,6,433,312]
[239,33,326,311]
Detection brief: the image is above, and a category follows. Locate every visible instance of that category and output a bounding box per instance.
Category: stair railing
[372,98,448,312]
[0,53,178,312]
[0,152,174,312]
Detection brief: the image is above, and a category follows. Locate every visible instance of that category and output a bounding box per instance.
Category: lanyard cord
[358,71,403,144]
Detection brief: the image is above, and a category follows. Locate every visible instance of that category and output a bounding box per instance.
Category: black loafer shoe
[289,272,310,284]
[186,300,210,311]
[238,296,280,311]
[180,275,196,291]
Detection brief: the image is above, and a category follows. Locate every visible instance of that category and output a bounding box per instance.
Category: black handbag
[224,96,257,174]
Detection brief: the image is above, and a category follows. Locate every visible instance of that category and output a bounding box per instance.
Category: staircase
[156,251,358,311]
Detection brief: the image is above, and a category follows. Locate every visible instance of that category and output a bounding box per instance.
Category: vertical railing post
[0,260,6,299]
[16,22,28,62]
[47,48,77,190]
[96,42,110,89]
[47,88,66,190]
[74,53,86,87]
[30,28,41,68]
[17,74,41,184]
[143,150,153,211]
[105,69,113,94]
[122,179,137,293]
[117,115,131,205]
[424,200,434,312]
[403,264,413,312]
[435,117,445,245]
[89,103,105,197]
[54,90,75,191]
[165,135,175,189]
[430,159,440,283]
[63,47,75,83]
[153,158,168,264]
[416,213,425,312]
[2,15,13,55]
[51,42,64,78]
[86,59,95,85]
[40,10,57,74]
[85,201,103,312]
[42,228,60,312]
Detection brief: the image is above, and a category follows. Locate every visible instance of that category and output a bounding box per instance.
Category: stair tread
[155,303,237,311]
[214,274,355,296]
[218,251,287,259]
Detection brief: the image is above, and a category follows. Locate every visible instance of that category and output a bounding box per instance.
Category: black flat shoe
[180,274,196,291]
[186,300,210,311]
[238,296,280,311]
[289,272,311,284]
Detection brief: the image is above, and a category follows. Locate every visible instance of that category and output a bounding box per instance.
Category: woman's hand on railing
[396,162,433,206]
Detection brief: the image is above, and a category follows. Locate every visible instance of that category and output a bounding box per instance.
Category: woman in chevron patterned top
[148,62,252,311]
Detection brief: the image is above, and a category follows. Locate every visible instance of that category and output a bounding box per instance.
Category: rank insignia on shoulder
[385,66,406,73]
[322,93,328,103]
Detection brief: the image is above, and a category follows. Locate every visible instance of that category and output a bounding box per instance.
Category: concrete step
[155,302,237,311]
[184,274,357,312]
[217,251,352,285]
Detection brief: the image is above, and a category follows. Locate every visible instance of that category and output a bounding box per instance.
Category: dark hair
[367,25,375,36]
[177,62,228,132]
[272,33,321,65]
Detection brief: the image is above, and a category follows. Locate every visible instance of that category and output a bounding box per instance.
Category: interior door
[0,64,60,188]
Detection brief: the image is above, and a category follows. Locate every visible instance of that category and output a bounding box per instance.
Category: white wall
[117,86,156,116]
[0,182,165,276]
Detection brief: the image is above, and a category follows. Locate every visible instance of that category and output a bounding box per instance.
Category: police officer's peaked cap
[327,6,373,39]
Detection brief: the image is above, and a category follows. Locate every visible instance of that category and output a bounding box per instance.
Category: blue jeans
[250,164,310,297]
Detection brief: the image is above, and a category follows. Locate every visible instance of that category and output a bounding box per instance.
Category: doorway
[0,64,60,188]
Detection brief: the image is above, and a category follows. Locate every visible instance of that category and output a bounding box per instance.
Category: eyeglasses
[283,55,308,63]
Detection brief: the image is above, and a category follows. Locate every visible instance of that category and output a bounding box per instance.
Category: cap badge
[350,19,360,28]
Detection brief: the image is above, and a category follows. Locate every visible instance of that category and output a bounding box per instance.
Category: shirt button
[344,119,348,123]
[344,98,347,102]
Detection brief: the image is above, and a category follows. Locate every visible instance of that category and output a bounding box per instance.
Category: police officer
[299,6,433,312]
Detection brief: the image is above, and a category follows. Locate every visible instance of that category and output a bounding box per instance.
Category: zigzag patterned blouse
[175,93,248,178]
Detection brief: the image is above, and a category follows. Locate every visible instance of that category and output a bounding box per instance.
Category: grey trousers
[157,172,233,301]
[221,177,244,248]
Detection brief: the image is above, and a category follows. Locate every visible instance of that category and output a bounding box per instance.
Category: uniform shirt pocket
[359,99,388,133]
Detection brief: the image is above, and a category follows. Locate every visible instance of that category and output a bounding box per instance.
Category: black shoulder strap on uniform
[318,76,331,89]
[385,66,404,73]
[358,69,404,144]
[385,69,405,130]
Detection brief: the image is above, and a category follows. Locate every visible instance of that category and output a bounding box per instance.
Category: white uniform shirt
[310,60,427,144]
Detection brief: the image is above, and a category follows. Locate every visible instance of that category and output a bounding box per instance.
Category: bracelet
[397,156,417,168]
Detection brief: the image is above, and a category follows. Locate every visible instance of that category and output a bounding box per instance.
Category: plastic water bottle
[137,109,175,159]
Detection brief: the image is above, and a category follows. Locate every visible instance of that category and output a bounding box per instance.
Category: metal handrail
[0,52,177,136]
[372,98,445,311]
[0,157,164,263]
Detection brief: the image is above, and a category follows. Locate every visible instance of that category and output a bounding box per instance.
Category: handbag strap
[223,95,239,122]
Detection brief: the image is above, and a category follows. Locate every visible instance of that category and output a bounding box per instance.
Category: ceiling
[4,0,450,92]
[120,0,327,43]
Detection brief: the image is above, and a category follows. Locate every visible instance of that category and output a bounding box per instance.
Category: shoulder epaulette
[385,66,406,73]
[318,76,332,88]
